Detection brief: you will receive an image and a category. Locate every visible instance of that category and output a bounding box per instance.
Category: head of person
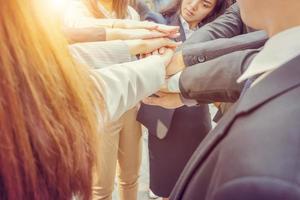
[0,0,102,199]
[237,0,300,36]
[161,0,231,28]
[83,0,129,19]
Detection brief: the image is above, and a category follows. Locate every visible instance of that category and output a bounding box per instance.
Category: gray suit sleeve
[182,3,243,46]
[182,31,268,66]
[179,48,261,104]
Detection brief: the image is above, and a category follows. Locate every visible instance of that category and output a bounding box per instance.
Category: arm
[64,27,106,44]
[91,56,166,121]
[179,48,260,104]
[142,49,261,109]
[182,31,268,66]
[166,31,268,76]
[69,40,132,67]
[182,3,243,45]
[69,38,178,68]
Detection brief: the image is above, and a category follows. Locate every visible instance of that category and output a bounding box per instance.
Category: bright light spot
[50,0,69,11]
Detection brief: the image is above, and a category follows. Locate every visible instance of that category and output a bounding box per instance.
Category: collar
[179,15,199,39]
[238,26,300,83]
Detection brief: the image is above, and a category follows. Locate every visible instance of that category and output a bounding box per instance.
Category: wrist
[124,40,142,55]
[105,28,120,40]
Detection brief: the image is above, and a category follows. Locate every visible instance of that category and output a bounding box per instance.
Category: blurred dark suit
[170,55,300,200]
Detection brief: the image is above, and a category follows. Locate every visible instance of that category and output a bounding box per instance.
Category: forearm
[91,55,165,121]
[182,30,268,66]
[182,3,243,48]
[64,27,106,44]
[179,49,260,104]
[69,40,132,68]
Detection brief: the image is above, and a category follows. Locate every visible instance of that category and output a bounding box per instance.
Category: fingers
[155,24,180,34]
[159,47,166,54]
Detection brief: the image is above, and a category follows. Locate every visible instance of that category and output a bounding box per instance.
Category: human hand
[166,51,186,77]
[157,47,175,66]
[113,19,180,36]
[125,38,179,56]
[106,28,179,40]
[143,91,184,109]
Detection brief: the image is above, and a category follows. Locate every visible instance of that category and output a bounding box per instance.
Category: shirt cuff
[179,94,198,106]
[167,72,182,93]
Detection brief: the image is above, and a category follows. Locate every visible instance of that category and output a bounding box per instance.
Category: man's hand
[143,92,184,109]
[166,51,186,76]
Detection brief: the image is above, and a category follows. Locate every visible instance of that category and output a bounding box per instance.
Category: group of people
[0,0,299,200]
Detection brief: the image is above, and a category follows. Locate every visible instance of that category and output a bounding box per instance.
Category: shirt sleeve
[69,40,132,68]
[91,55,165,121]
[167,71,182,93]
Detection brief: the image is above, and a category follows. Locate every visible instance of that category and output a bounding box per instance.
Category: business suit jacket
[170,55,300,200]
[177,3,267,117]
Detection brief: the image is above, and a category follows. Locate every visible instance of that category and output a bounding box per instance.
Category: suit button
[197,55,206,63]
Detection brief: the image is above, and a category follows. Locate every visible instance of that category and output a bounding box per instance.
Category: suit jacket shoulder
[171,55,300,200]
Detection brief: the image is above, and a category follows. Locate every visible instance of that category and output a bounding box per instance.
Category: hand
[143,92,184,109]
[125,38,179,56]
[106,28,179,40]
[157,47,175,66]
[114,19,180,36]
[166,50,186,77]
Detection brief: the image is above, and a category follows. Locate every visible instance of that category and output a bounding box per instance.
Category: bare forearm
[64,27,106,44]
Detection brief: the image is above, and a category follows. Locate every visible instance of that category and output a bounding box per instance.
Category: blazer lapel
[167,13,186,42]
[171,55,300,199]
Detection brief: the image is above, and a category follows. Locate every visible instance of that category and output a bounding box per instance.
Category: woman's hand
[113,19,180,36]
[124,38,179,56]
[106,28,179,40]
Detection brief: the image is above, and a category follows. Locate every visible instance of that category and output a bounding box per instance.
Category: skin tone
[237,0,300,36]
[181,0,217,29]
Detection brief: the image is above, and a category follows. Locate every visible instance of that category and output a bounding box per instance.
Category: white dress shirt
[238,26,300,85]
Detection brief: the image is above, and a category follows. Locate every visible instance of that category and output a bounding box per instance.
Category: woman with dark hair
[137,0,231,199]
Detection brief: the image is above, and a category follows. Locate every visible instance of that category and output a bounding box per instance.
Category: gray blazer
[181,3,266,66]
[170,55,300,200]
[177,3,268,105]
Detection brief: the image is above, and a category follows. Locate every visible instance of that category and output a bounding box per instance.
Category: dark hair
[160,0,232,24]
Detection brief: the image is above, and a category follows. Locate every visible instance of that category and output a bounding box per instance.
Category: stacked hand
[124,38,179,57]
[113,19,180,35]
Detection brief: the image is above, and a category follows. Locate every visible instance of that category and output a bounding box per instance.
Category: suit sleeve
[91,56,165,121]
[179,49,261,104]
[182,31,268,66]
[182,3,243,46]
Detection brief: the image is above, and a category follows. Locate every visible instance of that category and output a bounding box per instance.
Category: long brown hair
[83,0,129,19]
[0,0,103,199]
